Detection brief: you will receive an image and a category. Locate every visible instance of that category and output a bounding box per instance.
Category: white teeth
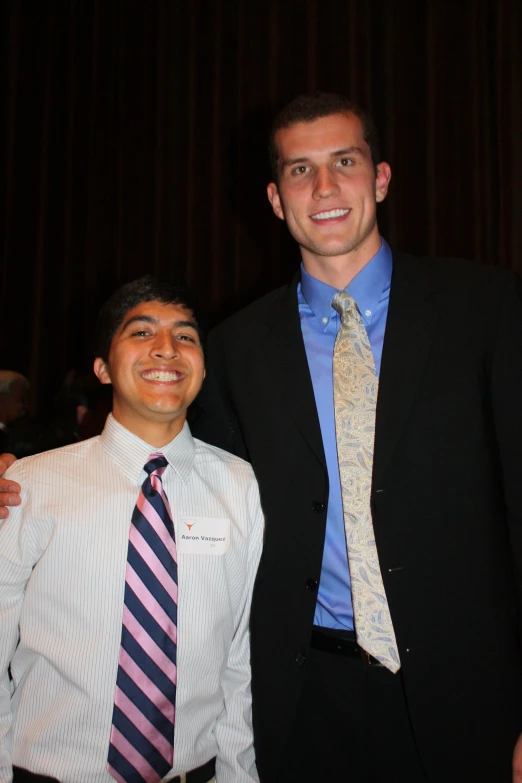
[143,371,182,381]
[311,208,350,220]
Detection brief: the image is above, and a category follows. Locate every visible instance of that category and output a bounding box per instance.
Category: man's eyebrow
[330,146,366,157]
[280,156,310,168]
[173,319,199,331]
[281,146,366,169]
[119,315,199,332]
[120,314,158,331]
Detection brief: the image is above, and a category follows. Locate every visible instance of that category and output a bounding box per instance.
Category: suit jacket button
[312,501,325,514]
[306,578,319,592]
[295,653,306,666]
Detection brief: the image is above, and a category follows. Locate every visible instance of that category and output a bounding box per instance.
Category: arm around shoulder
[0,467,37,780]
[0,453,21,520]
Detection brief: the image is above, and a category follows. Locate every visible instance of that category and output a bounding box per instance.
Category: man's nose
[312,167,340,199]
[152,334,179,358]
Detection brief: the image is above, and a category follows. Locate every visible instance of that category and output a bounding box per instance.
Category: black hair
[269,91,381,180]
[95,275,204,362]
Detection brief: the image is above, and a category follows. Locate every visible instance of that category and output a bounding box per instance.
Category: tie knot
[144,453,168,477]
[332,291,357,318]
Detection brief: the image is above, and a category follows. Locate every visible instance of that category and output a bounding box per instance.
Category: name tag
[177,517,230,555]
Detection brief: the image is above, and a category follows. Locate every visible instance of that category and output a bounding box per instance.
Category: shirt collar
[99,413,195,487]
[300,237,393,328]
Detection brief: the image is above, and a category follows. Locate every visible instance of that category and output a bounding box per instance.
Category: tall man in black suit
[190,93,522,783]
[1,93,522,782]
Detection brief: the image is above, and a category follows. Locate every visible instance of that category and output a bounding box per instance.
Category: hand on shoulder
[0,453,21,519]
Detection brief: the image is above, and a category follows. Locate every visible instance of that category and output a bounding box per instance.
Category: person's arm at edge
[213,472,263,782]
[0,462,42,782]
[0,455,20,520]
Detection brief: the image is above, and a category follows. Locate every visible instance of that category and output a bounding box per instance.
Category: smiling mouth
[141,370,184,382]
[311,208,350,221]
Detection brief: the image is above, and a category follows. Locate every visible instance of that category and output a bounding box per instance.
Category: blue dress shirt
[297,238,393,629]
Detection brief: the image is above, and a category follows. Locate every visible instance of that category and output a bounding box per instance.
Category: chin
[141,402,180,418]
[313,242,354,257]
[152,406,182,417]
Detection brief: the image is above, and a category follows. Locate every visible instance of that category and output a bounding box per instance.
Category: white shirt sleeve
[0,467,53,783]
[214,476,263,783]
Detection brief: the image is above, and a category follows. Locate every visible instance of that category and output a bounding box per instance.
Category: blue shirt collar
[300,237,393,328]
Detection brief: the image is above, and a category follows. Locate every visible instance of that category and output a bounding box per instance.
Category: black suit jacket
[193,250,522,782]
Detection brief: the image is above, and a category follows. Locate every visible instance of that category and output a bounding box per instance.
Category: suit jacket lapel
[262,273,327,470]
[374,251,440,487]
[259,253,439,482]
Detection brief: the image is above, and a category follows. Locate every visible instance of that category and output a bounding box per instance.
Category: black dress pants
[279,643,429,783]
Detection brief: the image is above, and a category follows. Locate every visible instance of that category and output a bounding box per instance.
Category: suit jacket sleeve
[490,271,522,610]
[192,330,250,462]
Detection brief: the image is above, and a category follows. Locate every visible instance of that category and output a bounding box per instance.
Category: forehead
[275,112,367,160]
[117,299,195,331]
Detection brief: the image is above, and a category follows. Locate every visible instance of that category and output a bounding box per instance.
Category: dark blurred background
[1,0,521,412]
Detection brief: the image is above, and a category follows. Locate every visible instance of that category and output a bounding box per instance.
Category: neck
[111,409,186,448]
[302,234,382,289]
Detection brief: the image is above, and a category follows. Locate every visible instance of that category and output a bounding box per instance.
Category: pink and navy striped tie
[108,454,178,783]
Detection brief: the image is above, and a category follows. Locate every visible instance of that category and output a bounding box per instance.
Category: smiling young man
[190,93,522,783]
[266,110,391,288]
[0,276,262,783]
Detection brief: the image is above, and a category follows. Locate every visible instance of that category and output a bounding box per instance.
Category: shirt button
[306,578,319,592]
[295,653,306,666]
[311,501,325,514]
[322,317,328,325]
[365,309,372,317]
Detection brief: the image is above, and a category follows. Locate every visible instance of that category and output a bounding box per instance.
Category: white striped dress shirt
[0,415,262,783]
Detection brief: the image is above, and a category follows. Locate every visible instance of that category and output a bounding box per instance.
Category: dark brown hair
[269,92,381,180]
[95,275,204,362]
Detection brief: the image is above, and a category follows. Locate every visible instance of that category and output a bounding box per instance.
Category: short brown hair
[95,275,204,362]
[269,92,381,180]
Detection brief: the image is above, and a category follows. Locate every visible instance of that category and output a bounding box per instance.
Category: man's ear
[267,182,285,221]
[93,357,112,385]
[375,162,392,203]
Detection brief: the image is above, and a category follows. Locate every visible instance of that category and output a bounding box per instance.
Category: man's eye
[336,158,354,168]
[291,165,309,176]
[131,330,150,337]
[177,333,196,343]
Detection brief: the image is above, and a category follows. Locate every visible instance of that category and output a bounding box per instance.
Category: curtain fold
[2,0,521,407]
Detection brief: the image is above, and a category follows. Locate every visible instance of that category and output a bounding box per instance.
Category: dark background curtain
[2,0,521,410]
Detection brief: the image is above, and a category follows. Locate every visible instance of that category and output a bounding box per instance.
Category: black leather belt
[171,756,216,783]
[311,626,384,666]
[13,757,216,783]
[12,770,60,783]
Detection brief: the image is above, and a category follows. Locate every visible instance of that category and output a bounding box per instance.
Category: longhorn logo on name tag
[177,517,230,555]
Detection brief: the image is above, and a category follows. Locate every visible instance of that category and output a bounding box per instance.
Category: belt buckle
[359,648,384,667]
